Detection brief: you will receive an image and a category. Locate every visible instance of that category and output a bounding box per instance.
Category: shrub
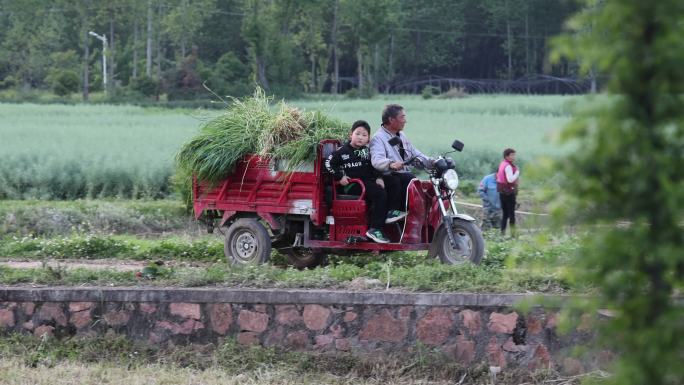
[421,86,440,99]
[0,75,17,90]
[52,71,80,96]
[129,75,159,97]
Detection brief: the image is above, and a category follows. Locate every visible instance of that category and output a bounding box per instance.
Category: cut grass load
[176,89,348,184]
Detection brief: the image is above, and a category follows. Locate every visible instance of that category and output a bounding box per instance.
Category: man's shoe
[385,210,408,224]
[366,228,390,243]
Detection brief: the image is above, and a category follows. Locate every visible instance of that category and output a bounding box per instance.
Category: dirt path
[0,259,209,271]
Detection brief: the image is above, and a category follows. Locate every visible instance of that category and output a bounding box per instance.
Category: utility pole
[89,31,108,94]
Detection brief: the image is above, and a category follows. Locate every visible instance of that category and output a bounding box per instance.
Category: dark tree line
[0,0,580,99]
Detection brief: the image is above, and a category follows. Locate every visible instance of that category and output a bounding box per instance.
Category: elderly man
[370,104,433,221]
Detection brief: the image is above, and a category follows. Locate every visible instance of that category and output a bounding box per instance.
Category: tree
[162,0,216,59]
[340,0,398,92]
[552,1,684,384]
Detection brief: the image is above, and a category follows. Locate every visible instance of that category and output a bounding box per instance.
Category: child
[325,120,390,243]
[478,172,501,231]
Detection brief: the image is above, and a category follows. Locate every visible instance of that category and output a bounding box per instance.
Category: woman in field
[325,120,391,244]
[496,148,520,236]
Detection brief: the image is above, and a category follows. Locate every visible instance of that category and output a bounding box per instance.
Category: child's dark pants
[345,180,388,230]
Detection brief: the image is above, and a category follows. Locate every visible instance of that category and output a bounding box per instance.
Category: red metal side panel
[400,179,427,244]
[193,155,320,220]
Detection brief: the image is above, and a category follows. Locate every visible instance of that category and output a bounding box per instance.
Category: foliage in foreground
[551,1,684,384]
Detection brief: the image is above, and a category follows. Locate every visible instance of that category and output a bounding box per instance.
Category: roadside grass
[0,95,577,199]
[0,232,584,294]
[0,334,580,385]
[0,234,223,262]
[0,199,194,236]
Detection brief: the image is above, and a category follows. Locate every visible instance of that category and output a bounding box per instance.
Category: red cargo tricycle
[193,139,484,268]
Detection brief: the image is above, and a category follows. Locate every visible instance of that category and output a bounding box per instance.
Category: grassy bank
[0,200,192,236]
[0,232,582,294]
[0,334,589,385]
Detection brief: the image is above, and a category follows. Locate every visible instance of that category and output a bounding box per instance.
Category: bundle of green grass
[176,88,348,184]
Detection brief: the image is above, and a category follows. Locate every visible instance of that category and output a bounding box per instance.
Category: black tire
[224,218,272,265]
[280,248,327,269]
[428,219,484,265]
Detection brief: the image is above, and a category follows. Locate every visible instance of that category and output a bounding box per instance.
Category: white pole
[89,31,108,94]
[102,34,107,92]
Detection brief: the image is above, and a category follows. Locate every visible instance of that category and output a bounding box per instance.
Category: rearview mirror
[452,140,464,152]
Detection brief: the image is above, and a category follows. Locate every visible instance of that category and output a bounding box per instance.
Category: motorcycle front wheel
[428,219,484,265]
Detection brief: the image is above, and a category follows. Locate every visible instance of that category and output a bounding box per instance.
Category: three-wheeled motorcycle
[193,139,484,268]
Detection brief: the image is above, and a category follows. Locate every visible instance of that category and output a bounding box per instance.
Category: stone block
[343,311,357,323]
[546,312,558,330]
[68,302,93,313]
[140,303,158,314]
[275,305,301,326]
[488,312,518,334]
[286,330,310,350]
[104,310,131,326]
[23,321,34,331]
[460,309,481,335]
[528,344,552,370]
[208,303,232,335]
[502,337,525,353]
[238,310,269,332]
[335,338,351,351]
[70,310,92,329]
[359,309,407,342]
[330,324,344,338]
[314,334,334,349]
[417,308,454,346]
[264,326,285,347]
[526,315,543,335]
[21,303,35,316]
[37,303,67,327]
[398,306,413,320]
[486,336,506,368]
[303,305,331,331]
[34,325,54,338]
[170,303,201,320]
[0,308,15,328]
[238,331,260,345]
[455,335,475,364]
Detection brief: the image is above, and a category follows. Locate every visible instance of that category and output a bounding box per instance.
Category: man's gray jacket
[370,126,432,175]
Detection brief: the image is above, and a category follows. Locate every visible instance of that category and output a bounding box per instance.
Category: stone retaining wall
[0,287,600,373]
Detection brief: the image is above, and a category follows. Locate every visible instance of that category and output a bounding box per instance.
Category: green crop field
[0,95,579,200]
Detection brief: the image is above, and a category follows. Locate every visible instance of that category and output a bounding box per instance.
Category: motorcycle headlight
[442,169,459,190]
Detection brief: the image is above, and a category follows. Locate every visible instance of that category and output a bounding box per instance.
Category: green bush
[0,75,17,90]
[421,86,440,99]
[129,75,159,97]
[51,71,80,96]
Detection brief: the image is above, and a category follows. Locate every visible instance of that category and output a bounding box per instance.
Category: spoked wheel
[428,219,484,265]
[224,218,271,265]
[279,248,327,269]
